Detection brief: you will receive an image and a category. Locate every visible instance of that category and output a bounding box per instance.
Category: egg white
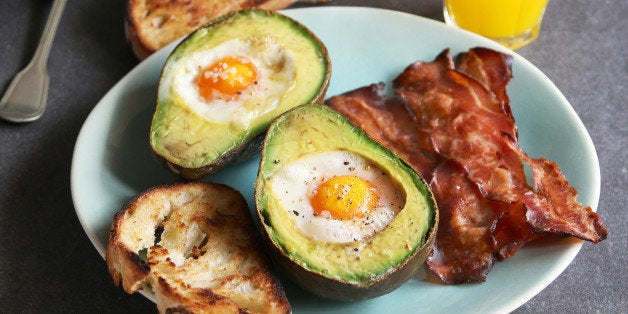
[171,37,296,129]
[269,151,406,243]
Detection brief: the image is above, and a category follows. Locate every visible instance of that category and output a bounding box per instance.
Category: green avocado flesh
[150,10,331,179]
[255,105,437,299]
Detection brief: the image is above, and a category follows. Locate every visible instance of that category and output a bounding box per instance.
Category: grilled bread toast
[106,181,291,313]
[125,0,298,59]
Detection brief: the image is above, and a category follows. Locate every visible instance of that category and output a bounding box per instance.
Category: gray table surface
[0,0,625,313]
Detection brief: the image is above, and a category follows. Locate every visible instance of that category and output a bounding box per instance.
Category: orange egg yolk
[196,56,258,99]
[310,175,379,220]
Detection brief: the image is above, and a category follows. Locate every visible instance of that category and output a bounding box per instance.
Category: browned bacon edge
[504,134,608,243]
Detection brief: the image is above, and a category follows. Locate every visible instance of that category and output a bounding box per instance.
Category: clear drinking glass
[444,0,550,50]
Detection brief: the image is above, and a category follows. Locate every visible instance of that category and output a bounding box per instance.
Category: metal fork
[0,0,67,123]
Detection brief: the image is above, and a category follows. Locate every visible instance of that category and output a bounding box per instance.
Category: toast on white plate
[106,181,291,313]
[125,0,298,59]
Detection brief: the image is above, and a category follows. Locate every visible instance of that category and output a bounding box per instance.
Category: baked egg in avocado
[254,105,438,301]
[150,9,331,179]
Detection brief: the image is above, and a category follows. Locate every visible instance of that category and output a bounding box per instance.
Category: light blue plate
[71,7,600,313]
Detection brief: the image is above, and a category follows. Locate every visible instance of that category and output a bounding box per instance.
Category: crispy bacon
[426,160,497,284]
[504,136,608,243]
[394,51,525,203]
[326,83,436,179]
[427,162,536,281]
[325,77,536,277]
[326,49,537,283]
[456,47,515,125]
[451,49,537,259]
[326,47,606,284]
[491,200,536,260]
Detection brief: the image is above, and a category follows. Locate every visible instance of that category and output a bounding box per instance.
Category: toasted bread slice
[125,0,297,59]
[106,181,291,314]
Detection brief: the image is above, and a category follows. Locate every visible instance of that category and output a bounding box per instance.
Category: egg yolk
[196,56,258,99]
[310,175,379,220]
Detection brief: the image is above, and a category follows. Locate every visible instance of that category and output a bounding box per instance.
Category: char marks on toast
[106,181,291,313]
[126,0,298,59]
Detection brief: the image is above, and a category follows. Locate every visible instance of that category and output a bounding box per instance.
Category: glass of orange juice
[444,0,550,50]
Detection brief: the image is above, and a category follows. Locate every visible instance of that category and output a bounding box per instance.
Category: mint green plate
[71,7,600,313]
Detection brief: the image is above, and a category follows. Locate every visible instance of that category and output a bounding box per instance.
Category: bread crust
[125,0,297,59]
[105,181,291,313]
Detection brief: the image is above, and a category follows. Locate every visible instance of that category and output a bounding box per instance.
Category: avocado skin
[261,209,437,301]
[254,105,438,301]
[151,129,266,180]
[150,9,331,180]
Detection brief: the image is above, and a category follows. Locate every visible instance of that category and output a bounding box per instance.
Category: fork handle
[31,0,68,70]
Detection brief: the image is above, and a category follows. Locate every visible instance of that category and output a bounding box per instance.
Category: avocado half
[254,105,438,301]
[150,10,331,179]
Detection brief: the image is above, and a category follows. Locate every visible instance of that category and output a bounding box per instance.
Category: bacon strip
[326,49,537,283]
[454,48,538,258]
[395,49,607,243]
[491,200,536,260]
[325,77,536,276]
[326,83,436,179]
[394,51,525,203]
[428,163,536,281]
[456,47,515,125]
[326,48,607,284]
[426,160,497,284]
[504,136,608,243]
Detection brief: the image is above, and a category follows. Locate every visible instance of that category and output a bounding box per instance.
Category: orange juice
[444,0,549,49]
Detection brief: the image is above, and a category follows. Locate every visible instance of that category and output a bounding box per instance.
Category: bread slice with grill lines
[125,0,298,59]
[105,181,291,314]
